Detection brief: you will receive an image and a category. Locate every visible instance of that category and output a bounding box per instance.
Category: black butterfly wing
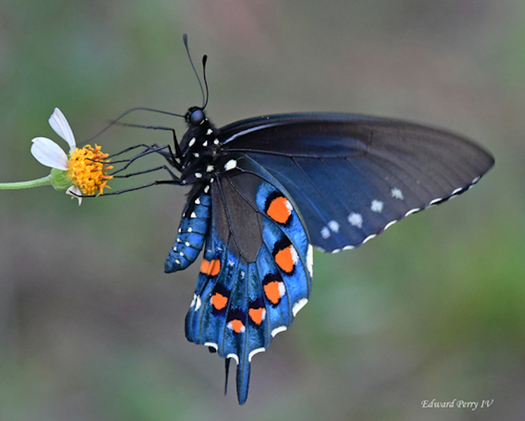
[184,153,313,404]
[219,113,494,252]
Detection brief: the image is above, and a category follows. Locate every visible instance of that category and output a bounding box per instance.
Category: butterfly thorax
[179,107,222,185]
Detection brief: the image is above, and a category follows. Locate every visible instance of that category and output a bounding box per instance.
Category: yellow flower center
[68,144,113,196]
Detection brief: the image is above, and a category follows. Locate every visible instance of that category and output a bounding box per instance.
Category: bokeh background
[0,1,523,420]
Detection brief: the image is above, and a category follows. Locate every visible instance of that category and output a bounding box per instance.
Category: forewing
[220,114,494,251]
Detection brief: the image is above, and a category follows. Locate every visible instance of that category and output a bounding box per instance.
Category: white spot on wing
[195,198,201,205]
[224,159,237,171]
[248,347,266,362]
[362,234,376,244]
[195,173,202,179]
[328,220,340,233]
[391,187,404,200]
[405,208,420,217]
[195,296,202,311]
[348,212,363,228]
[342,245,354,251]
[321,227,330,239]
[190,212,197,218]
[290,246,299,265]
[283,198,293,212]
[278,281,287,298]
[205,342,218,350]
[206,165,214,172]
[371,200,384,213]
[292,298,308,317]
[227,354,239,364]
[227,321,246,333]
[271,326,287,337]
[384,220,397,230]
[189,137,196,147]
[206,128,213,135]
[306,245,313,277]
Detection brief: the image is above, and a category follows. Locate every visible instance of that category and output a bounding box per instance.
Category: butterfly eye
[188,108,205,125]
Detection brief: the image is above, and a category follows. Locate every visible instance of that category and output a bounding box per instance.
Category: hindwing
[183,155,313,404]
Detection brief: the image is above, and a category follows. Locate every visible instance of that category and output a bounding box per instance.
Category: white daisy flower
[0,108,113,204]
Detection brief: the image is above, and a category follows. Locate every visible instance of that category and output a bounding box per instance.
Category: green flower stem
[0,174,53,190]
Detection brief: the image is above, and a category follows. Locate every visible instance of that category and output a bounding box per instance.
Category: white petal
[48,108,76,152]
[30,137,69,170]
[66,185,82,205]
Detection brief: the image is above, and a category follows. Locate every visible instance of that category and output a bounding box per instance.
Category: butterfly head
[185,106,206,127]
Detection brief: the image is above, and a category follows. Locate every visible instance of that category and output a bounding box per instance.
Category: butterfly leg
[126,124,183,165]
[107,143,166,160]
[78,177,182,198]
[110,144,182,175]
[110,122,184,166]
[112,164,180,182]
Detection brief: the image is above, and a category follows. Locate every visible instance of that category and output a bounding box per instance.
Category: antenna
[83,35,209,144]
[202,55,209,109]
[183,34,208,109]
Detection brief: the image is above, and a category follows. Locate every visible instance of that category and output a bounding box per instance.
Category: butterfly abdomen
[165,189,211,273]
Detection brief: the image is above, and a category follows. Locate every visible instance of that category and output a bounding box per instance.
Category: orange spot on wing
[229,319,245,333]
[267,196,291,224]
[200,258,221,276]
[264,281,283,305]
[275,246,296,273]
[211,293,228,310]
[249,308,266,325]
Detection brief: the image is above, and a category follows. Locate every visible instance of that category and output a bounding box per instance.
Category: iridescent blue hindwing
[183,155,313,404]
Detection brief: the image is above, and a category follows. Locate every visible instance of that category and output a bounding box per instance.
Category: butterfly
[125,37,494,405]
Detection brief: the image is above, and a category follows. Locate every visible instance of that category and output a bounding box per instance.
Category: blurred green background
[0,1,523,420]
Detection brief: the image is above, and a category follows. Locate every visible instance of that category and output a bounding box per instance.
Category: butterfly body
[163,108,494,404]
